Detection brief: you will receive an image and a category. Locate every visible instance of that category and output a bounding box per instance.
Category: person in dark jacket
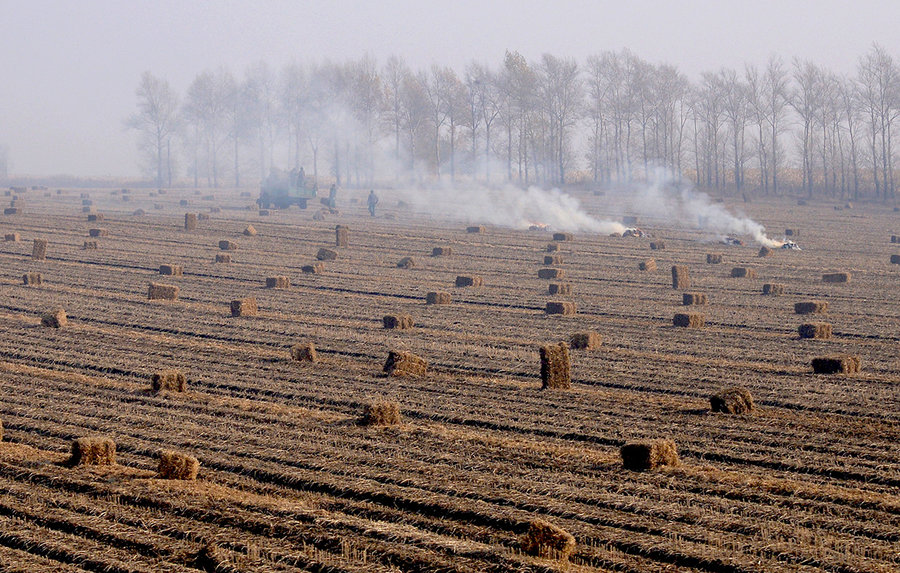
[328,184,338,208]
[367,190,379,217]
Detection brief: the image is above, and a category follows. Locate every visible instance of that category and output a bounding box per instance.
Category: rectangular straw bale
[520,519,576,561]
[88,228,108,237]
[316,248,337,261]
[23,273,42,286]
[620,439,679,471]
[4,233,19,242]
[184,213,198,230]
[671,265,690,289]
[70,437,116,466]
[892,235,899,243]
[570,331,602,350]
[301,262,325,274]
[426,291,451,305]
[431,246,452,256]
[650,241,665,250]
[384,350,427,376]
[361,401,402,426]
[397,256,415,269]
[758,246,773,257]
[731,267,757,278]
[179,199,188,206]
[198,211,212,219]
[159,264,183,276]
[710,387,754,414]
[798,323,833,339]
[538,268,564,279]
[546,301,576,315]
[40,307,66,328]
[812,354,860,374]
[795,301,828,314]
[82,206,94,213]
[785,229,797,236]
[706,253,723,264]
[383,313,414,329]
[891,254,900,264]
[151,370,186,392]
[548,282,571,295]
[148,282,179,300]
[290,342,318,362]
[552,232,573,241]
[466,225,485,233]
[673,313,705,328]
[158,450,199,480]
[546,243,559,252]
[543,255,562,265]
[455,275,483,287]
[32,238,47,260]
[335,225,349,247]
[762,283,784,295]
[218,240,238,251]
[682,292,707,305]
[82,199,93,205]
[87,213,104,222]
[639,258,657,271]
[822,272,850,283]
[266,276,290,288]
[215,253,231,263]
[231,297,258,317]
[540,342,571,389]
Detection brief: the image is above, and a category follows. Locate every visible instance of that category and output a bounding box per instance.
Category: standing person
[328,184,338,208]
[367,190,379,217]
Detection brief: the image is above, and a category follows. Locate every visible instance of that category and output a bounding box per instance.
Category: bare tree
[720,68,749,193]
[856,44,900,199]
[127,71,179,187]
[538,54,582,184]
[243,62,279,181]
[182,69,234,187]
[791,59,822,197]
[346,55,382,186]
[764,56,790,195]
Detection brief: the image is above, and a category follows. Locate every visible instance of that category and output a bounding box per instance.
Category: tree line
[128,44,900,200]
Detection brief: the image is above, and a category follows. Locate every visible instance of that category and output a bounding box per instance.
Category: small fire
[528,222,549,231]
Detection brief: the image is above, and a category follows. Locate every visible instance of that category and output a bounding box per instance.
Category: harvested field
[0,191,898,572]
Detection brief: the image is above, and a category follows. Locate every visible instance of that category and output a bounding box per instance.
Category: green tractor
[258,167,317,209]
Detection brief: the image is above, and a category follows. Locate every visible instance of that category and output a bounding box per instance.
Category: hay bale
[706,253,723,264]
[383,313,413,329]
[40,307,67,328]
[710,387,754,414]
[731,267,757,278]
[552,232,573,241]
[892,235,899,244]
[758,246,773,257]
[290,342,318,362]
[243,224,257,236]
[23,272,42,286]
[215,253,231,264]
[82,240,98,250]
[88,228,108,238]
[466,225,485,234]
[360,401,402,426]
[198,212,210,220]
[184,213,198,230]
[538,268,564,279]
[70,437,116,466]
[622,215,639,226]
[179,199,189,206]
[540,342,571,389]
[822,272,850,283]
[798,323,833,339]
[397,256,415,269]
[639,258,656,271]
[151,370,186,392]
[148,283,179,300]
[157,450,199,480]
[762,283,784,295]
[891,254,900,265]
[383,350,427,377]
[548,282,571,295]
[620,439,679,471]
[785,229,796,236]
[266,276,290,289]
[133,209,146,216]
[231,297,258,317]
[3,207,20,215]
[520,519,576,561]
[570,331,602,350]
[682,292,707,306]
[312,210,326,221]
[335,225,349,247]
[671,265,690,289]
[218,240,238,251]
[4,233,19,242]
[546,301,576,315]
[32,238,47,261]
[673,313,704,328]
[87,213,104,222]
[258,209,269,216]
[546,242,559,252]
[316,248,338,261]
[650,241,666,250]
[431,246,452,256]
[543,255,562,265]
[426,291,451,305]
[845,201,853,209]
[812,355,861,374]
[159,264,183,276]
[795,301,828,314]
[301,262,325,274]
[455,275,483,287]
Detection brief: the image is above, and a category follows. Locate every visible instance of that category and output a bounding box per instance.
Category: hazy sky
[2,0,899,178]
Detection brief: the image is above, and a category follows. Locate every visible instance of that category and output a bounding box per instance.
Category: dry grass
[520,519,575,561]
[82,240,98,250]
[543,255,562,265]
[3,233,19,242]
[758,246,773,257]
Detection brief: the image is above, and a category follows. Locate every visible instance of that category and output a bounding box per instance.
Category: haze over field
[2,1,900,178]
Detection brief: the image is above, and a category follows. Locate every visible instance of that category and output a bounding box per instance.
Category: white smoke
[625,170,782,248]
[397,182,625,234]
